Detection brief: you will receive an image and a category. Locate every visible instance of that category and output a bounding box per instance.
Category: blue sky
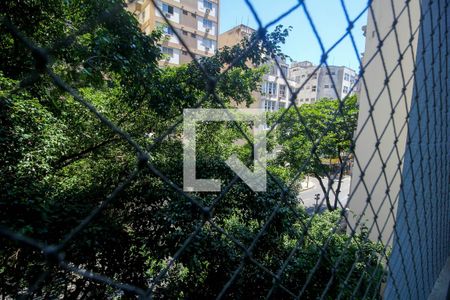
[219,0,368,71]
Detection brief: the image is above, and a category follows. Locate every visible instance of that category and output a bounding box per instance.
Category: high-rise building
[127,0,220,66]
[289,61,359,104]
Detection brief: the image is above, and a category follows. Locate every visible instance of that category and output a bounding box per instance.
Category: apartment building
[127,0,220,66]
[259,59,298,111]
[218,24,255,49]
[289,61,358,104]
[218,24,299,112]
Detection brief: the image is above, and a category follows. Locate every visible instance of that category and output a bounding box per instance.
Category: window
[162,3,174,15]
[191,12,196,17]
[279,102,286,109]
[203,18,213,29]
[306,85,310,90]
[157,23,175,36]
[269,82,277,95]
[281,66,288,77]
[182,30,188,35]
[163,26,174,35]
[279,85,286,98]
[182,50,188,55]
[344,73,350,81]
[201,38,214,50]
[191,33,196,38]
[343,86,349,93]
[305,98,309,102]
[203,0,213,10]
[262,82,277,96]
[264,100,276,111]
[295,76,300,82]
[269,65,277,76]
[312,85,317,92]
[161,47,174,57]
[183,10,188,15]
[324,84,330,88]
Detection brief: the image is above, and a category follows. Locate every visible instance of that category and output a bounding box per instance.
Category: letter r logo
[183,109,267,192]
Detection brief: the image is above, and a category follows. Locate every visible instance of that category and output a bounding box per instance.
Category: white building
[259,58,299,112]
[289,61,358,104]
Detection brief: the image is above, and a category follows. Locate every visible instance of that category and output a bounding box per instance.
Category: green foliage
[270,97,359,210]
[0,1,384,299]
[271,97,358,175]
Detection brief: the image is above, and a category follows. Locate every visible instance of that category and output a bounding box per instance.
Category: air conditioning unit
[205,28,210,33]
[205,47,210,52]
[206,8,211,14]
[165,12,172,18]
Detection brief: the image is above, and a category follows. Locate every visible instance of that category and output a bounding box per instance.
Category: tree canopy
[0,1,383,298]
[270,96,359,210]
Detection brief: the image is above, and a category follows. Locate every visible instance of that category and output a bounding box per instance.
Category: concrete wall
[384,0,450,298]
[348,0,450,298]
[347,0,420,245]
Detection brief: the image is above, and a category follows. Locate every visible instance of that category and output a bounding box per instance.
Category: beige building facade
[127,0,220,66]
[347,0,421,245]
[350,0,450,298]
[218,24,255,49]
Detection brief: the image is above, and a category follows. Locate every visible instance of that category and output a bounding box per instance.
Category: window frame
[162,3,174,15]
[203,18,213,29]
[162,47,174,57]
[279,84,287,98]
[201,37,213,49]
[203,0,213,10]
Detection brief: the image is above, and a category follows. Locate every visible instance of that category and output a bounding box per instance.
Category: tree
[0,1,383,298]
[271,96,359,210]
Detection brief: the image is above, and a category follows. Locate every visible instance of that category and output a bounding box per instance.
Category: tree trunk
[53,137,119,170]
[314,172,334,211]
[334,151,347,210]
